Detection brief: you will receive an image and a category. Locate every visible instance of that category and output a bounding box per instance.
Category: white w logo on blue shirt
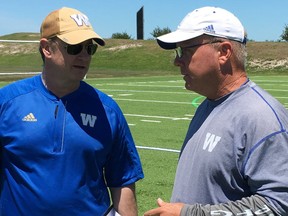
[80,113,97,127]
[203,132,221,152]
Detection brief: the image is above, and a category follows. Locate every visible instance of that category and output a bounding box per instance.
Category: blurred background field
[1,33,288,81]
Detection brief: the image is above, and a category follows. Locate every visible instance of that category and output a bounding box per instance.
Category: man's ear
[218,42,232,65]
[40,38,52,58]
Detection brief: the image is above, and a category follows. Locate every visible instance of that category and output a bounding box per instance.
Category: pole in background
[137,6,144,40]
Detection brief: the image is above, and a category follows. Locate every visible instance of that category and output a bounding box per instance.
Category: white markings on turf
[118,94,133,96]
[108,84,184,88]
[185,114,194,117]
[114,98,191,104]
[263,89,288,92]
[125,113,191,121]
[252,79,288,83]
[126,113,192,126]
[95,78,288,122]
[136,145,180,153]
[100,88,195,95]
[0,72,41,75]
[141,119,161,123]
[93,77,287,153]
[127,114,192,125]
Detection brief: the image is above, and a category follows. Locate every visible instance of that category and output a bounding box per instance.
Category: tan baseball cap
[40,7,105,46]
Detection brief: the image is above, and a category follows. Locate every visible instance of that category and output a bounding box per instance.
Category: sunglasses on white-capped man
[175,40,223,58]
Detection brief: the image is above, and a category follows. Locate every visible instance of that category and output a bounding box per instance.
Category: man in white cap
[0,7,143,216]
[144,6,288,216]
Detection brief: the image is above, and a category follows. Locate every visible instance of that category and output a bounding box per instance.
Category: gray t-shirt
[171,80,288,215]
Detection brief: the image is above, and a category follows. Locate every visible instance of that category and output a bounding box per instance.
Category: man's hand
[144,198,184,216]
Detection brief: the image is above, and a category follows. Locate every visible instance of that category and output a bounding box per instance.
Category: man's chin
[185,82,193,91]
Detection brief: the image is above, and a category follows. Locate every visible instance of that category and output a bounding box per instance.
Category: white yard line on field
[263,89,288,92]
[252,79,288,83]
[136,145,180,153]
[118,94,133,96]
[100,89,193,95]
[0,72,40,75]
[114,98,192,105]
[104,83,185,88]
[125,113,192,121]
[141,119,161,123]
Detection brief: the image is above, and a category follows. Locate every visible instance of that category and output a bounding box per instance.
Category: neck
[215,73,248,99]
[41,72,80,98]
[219,74,247,96]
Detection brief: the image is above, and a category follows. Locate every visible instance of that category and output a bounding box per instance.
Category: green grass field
[86,75,288,214]
[2,74,287,214]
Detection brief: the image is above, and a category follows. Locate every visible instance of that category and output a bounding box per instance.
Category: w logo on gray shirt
[203,132,221,152]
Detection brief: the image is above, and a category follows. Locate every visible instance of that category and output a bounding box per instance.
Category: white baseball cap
[157,6,246,49]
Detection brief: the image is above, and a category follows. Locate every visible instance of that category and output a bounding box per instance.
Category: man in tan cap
[0,7,143,216]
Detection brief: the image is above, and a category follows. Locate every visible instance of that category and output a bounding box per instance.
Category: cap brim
[57,29,105,46]
[157,31,203,50]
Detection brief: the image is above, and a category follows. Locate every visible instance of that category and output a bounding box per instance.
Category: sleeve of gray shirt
[180,195,281,216]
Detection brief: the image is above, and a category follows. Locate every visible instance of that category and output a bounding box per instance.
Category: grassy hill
[0,33,287,80]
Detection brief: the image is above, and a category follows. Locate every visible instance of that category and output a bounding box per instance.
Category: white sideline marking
[104,83,185,88]
[101,89,194,95]
[141,119,161,123]
[253,79,288,83]
[136,145,180,153]
[125,113,192,121]
[264,89,288,92]
[118,94,133,96]
[0,72,41,75]
[115,98,191,105]
[0,40,39,43]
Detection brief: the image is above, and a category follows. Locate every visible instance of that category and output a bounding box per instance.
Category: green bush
[111,32,133,39]
[280,24,288,41]
[150,26,172,38]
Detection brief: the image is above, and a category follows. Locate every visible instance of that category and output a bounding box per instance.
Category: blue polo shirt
[0,75,144,215]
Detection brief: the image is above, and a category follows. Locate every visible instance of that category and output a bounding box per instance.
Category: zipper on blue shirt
[53,101,66,153]
[54,105,59,119]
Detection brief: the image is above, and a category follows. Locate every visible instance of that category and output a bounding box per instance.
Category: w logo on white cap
[70,14,91,27]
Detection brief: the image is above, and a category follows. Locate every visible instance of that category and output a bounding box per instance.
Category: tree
[280,24,288,41]
[111,32,132,39]
[150,26,172,38]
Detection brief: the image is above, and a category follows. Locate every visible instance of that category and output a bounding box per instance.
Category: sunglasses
[51,39,98,56]
[64,43,98,56]
[175,40,223,58]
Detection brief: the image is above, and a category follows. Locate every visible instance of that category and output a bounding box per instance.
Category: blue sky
[1,0,287,41]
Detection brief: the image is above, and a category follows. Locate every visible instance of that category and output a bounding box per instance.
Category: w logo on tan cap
[70,14,91,27]
[40,7,105,45]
